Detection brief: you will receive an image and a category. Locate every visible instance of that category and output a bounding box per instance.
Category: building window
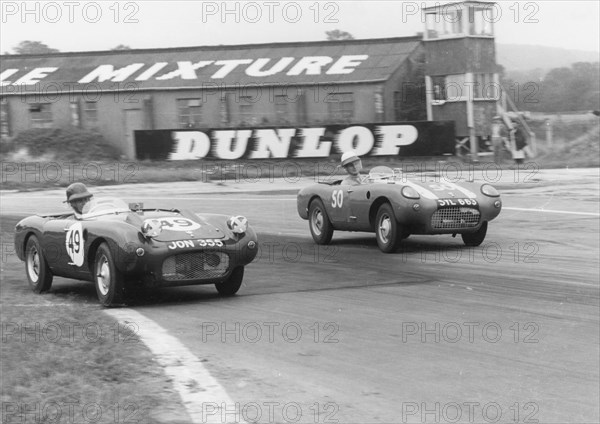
[393,91,402,120]
[29,103,53,128]
[83,101,98,127]
[432,76,446,101]
[327,92,354,121]
[0,99,9,138]
[425,8,464,39]
[177,99,202,128]
[220,93,231,125]
[445,74,466,100]
[275,95,290,123]
[432,75,467,102]
[473,73,498,100]
[239,96,255,126]
[469,6,494,36]
[70,101,80,127]
[426,5,493,39]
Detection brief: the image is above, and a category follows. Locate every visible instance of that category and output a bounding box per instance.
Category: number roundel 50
[331,190,344,208]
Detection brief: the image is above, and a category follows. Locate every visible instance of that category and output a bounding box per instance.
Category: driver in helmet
[64,182,93,215]
[341,151,364,186]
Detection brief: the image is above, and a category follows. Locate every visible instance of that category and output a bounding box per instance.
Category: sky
[1,0,599,54]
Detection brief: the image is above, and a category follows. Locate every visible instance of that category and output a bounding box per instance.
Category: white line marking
[4,196,298,201]
[133,197,298,201]
[504,207,599,217]
[104,308,244,424]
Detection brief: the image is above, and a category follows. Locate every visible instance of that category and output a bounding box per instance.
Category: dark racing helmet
[64,182,93,203]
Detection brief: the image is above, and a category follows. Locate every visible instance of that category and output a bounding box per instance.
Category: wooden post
[545,118,553,147]
[425,75,433,121]
[465,73,478,161]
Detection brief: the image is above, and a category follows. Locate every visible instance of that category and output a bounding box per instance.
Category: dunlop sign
[134,122,455,160]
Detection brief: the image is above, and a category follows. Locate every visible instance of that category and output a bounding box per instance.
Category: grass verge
[1,216,191,424]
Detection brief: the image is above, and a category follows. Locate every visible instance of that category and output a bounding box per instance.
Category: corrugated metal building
[1,1,504,160]
[0,36,425,158]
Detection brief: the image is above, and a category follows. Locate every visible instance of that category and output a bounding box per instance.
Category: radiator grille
[431,207,480,229]
[162,252,230,281]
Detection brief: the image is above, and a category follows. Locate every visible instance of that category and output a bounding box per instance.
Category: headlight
[481,184,500,197]
[141,219,162,237]
[227,215,248,234]
[401,186,420,199]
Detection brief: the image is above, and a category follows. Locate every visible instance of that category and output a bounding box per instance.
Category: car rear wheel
[94,243,125,307]
[461,221,488,246]
[25,235,53,293]
[309,198,334,245]
[375,203,402,253]
[216,266,244,296]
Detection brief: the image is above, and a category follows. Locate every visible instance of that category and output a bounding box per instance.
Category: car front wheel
[461,221,488,246]
[375,203,402,253]
[216,266,244,296]
[25,235,53,293]
[94,243,125,307]
[309,198,334,245]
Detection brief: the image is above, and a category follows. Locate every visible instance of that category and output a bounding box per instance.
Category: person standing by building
[491,115,508,164]
[510,120,527,165]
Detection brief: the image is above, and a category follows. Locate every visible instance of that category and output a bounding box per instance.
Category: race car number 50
[331,190,344,208]
[437,198,478,207]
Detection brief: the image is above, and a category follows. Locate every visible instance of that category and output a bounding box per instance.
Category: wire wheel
[311,208,325,236]
[96,255,111,296]
[25,235,53,293]
[308,199,333,245]
[378,214,392,244]
[94,243,125,307]
[375,203,401,253]
[27,246,40,283]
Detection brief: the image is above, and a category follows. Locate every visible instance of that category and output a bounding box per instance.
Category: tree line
[501,62,600,113]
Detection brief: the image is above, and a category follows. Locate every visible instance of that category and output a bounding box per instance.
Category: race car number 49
[437,198,478,207]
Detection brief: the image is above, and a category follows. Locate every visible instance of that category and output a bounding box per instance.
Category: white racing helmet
[341,151,361,167]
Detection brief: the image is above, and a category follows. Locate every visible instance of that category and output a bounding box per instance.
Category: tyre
[25,235,53,293]
[216,266,244,296]
[94,243,125,307]
[461,221,488,246]
[308,198,334,245]
[375,203,402,253]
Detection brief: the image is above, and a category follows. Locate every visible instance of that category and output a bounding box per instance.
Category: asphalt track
[2,168,599,423]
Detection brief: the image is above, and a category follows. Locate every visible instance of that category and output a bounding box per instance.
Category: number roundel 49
[65,222,85,266]
[158,217,201,231]
[331,189,344,208]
